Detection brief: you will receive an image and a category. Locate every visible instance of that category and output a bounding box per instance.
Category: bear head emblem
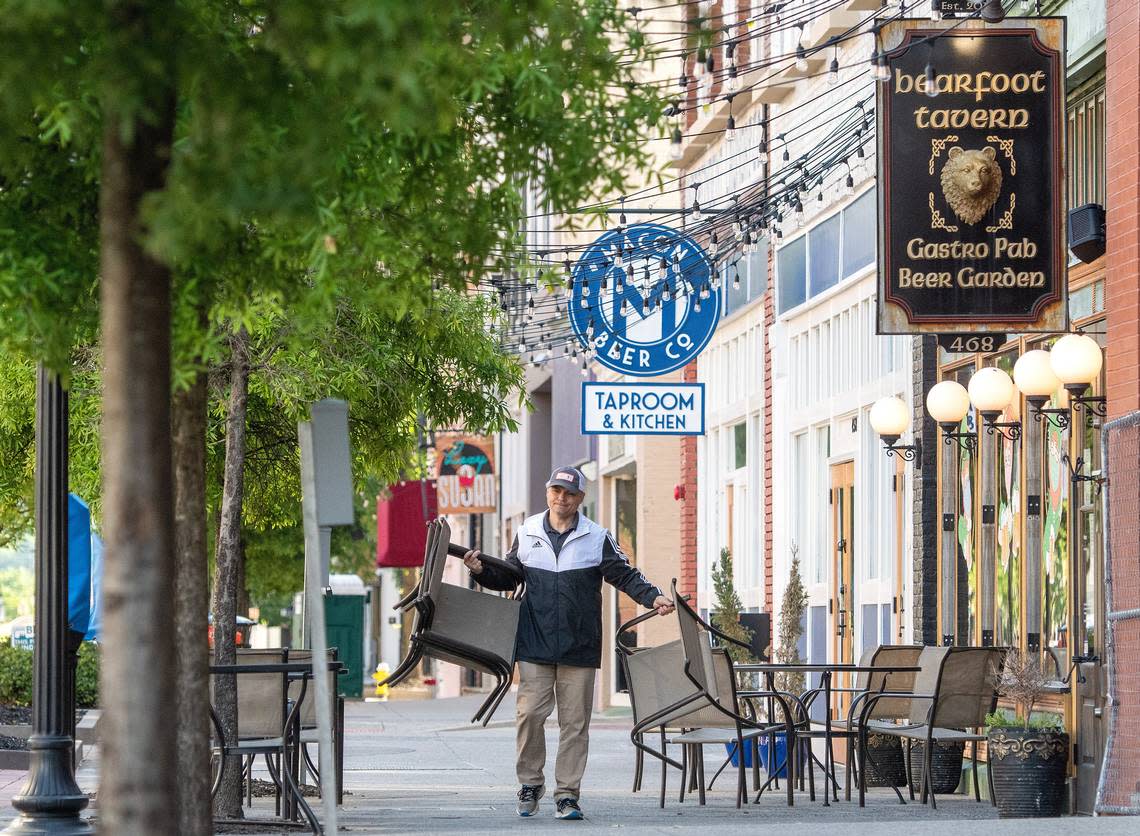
[939,146,1003,226]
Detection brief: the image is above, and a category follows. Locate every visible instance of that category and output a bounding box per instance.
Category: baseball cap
[546,465,586,495]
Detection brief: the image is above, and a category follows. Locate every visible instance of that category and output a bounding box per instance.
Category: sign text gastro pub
[877,19,1067,335]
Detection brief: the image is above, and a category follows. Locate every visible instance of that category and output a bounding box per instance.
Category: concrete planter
[988,727,1069,818]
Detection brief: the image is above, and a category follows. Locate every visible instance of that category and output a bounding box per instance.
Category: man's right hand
[463,549,484,575]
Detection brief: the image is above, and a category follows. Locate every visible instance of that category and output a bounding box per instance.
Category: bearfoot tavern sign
[876,18,1067,334]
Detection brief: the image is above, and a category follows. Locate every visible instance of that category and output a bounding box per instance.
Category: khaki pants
[515,661,596,801]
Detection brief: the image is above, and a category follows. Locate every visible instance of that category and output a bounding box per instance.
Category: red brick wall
[678,360,699,600]
[1100,0,1140,813]
[1106,0,1140,419]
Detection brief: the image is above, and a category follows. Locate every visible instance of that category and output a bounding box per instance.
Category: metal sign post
[298,398,355,835]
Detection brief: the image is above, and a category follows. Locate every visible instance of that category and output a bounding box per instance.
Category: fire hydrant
[371,662,391,701]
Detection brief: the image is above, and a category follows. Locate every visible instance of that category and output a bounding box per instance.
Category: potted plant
[710,548,757,768]
[986,648,1069,817]
[762,544,808,778]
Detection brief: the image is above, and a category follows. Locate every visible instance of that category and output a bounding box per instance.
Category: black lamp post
[6,366,91,835]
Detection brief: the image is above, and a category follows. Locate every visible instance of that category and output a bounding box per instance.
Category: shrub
[0,638,100,708]
[710,547,754,664]
[76,641,100,708]
[0,638,33,706]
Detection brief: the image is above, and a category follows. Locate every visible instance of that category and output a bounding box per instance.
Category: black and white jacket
[476,511,662,668]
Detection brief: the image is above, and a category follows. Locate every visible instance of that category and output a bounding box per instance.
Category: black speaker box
[1069,202,1106,264]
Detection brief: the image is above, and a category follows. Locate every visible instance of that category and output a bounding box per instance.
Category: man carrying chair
[464,465,674,821]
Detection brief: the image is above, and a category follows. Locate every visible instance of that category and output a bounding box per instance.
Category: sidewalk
[3,695,1137,834]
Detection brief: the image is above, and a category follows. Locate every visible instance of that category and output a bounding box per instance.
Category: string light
[828,55,840,86]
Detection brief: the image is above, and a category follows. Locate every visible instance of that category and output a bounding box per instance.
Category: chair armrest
[615,609,661,655]
[857,691,934,732]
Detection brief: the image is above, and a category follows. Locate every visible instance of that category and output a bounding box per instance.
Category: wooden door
[830,461,856,723]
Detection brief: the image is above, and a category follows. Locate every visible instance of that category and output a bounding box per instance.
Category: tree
[710,547,754,664]
[776,542,809,695]
[0,1,664,829]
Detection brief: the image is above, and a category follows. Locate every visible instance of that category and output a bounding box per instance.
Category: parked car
[207,613,255,649]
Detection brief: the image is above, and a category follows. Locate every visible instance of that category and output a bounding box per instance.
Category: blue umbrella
[67,493,101,640]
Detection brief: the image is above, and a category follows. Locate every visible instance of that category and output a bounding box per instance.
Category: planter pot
[908,738,965,795]
[863,733,907,787]
[988,727,1069,818]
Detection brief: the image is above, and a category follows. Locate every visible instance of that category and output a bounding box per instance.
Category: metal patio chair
[209,654,320,833]
[378,517,524,724]
[619,611,756,807]
[857,645,1007,809]
[630,580,796,809]
[798,643,924,801]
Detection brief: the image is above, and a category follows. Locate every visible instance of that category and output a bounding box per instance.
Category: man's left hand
[652,595,675,616]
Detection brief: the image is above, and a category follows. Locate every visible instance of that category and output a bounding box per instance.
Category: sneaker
[516,784,544,817]
[555,798,583,821]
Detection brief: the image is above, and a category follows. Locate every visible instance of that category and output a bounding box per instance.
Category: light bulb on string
[828,56,839,86]
[725,113,736,143]
[924,62,938,99]
[795,45,809,73]
[727,64,738,92]
[620,298,629,317]
[657,258,667,280]
[670,127,683,160]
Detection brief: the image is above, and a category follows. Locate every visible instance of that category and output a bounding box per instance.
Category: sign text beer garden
[876,18,1067,335]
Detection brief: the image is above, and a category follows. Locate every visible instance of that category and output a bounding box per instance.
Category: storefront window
[953,365,977,646]
[994,353,1021,648]
[1042,392,1069,678]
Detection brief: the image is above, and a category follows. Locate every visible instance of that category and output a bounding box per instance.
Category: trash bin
[758,733,788,778]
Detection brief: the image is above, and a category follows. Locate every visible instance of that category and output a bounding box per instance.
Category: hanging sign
[876,19,1067,335]
[569,222,720,377]
[433,434,497,515]
[581,382,705,435]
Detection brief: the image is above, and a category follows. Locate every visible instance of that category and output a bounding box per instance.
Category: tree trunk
[97,61,178,836]
[210,328,251,818]
[172,366,211,836]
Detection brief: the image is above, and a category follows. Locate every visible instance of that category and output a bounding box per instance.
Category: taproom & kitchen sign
[876,19,1067,334]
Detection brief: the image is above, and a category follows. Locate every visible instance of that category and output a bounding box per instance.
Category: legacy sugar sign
[877,19,1067,334]
[434,434,496,515]
[582,382,704,436]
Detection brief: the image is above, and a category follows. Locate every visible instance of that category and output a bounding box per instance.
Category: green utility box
[325,575,368,698]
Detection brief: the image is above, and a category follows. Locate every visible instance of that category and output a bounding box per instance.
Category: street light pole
[6,366,91,835]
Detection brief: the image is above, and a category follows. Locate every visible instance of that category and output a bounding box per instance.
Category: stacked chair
[618,580,797,809]
[378,517,524,725]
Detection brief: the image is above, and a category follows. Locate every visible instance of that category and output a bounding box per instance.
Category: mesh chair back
[232,649,288,739]
[854,646,878,692]
[675,592,718,700]
[429,584,521,666]
[286,648,338,727]
[624,639,740,730]
[865,645,924,721]
[929,647,1005,730]
[907,646,951,725]
[422,519,449,604]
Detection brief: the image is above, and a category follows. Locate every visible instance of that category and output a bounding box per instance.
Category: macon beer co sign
[434,434,496,515]
[877,19,1067,334]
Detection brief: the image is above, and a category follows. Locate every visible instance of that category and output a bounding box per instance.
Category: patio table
[735,662,921,806]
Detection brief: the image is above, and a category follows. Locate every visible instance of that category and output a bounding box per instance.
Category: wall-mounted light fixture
[925,380,976,452]
[966,367,1022,441]
[870,396,921,467]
